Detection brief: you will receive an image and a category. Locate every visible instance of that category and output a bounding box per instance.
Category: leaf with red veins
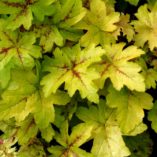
[0,31,41,68]
[96,43,145,92]
[0,0,56,30]
[41,44,105,103]
[0,30,41,87]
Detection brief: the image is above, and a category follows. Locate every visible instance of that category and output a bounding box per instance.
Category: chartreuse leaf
[48,120,94,157]
[0,119,17,140]
[0,69,37,114]
[124,132,153,157]
[106,86,153,134]
[77,0,119,47]
[0,68,70,131]
[0,30,41,88]
[41,44,105,103]
[0,30,41,69]
[0,0,56,30]
[34,25,64,53]
[40,124,55,142]
[113,14,134,41]
[91,126,129,157]
[32,90,70,129]
[51,0,87,28]
[47,0,86,44]
[17,115,38,145]
[96,43,145,91]
[0,69,37,123]
[102,0,116,12]
[0,61,14,89]
[148,101,157,133]
[144,68,157,89]
[138,58,157,89]
[52,0,76,23]
[132,3,157,50]
[76,100,130,157]
[124,123,148,136]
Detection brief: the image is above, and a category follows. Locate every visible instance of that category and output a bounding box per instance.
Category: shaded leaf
[124,132,153,157]
[148,101,157,133]
[125,0,139,6]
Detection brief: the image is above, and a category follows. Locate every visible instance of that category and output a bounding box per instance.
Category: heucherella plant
[0,0,157,156]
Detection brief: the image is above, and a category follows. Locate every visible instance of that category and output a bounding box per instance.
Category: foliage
[0,0,157,156]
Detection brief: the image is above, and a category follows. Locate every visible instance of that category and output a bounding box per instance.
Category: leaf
[0,30,41,89]
[102,0,116,13]
[38,25,64,52]
[54,120,69,147]
[51,0,87,27]
[148,101,157,133]
[0,31,41,70]
[97,43,145,91]
[33,90,70,129]
[124,132,153,157]
[41,44,105,103]
[53,107,66,128]
[40,124,55,142]
[60,28,83,42]
[91,126,130,157]
[17,140,46,157]
[70,147,95,157]
[30,91,55,129]
[0,61,14,89]
[132,4,157,50]
[31,0,56,21]
[113,14,134,41]
[17,115,38,145]
[48,146,65,157]
[147,0,157,8]
[138,58,157,89]
[49,122,95,157]
[0,70,37,118]
[76,100,113,124]
[106,86,153,134]
[124,123,147,136]
[0,69,37,113]
[124,0,139,6]
[58,0,87,28]
[143,68,157,89]
[77,0,119,47]
[0,0,56,30]
[68,123,94,147]
[77,100,130,157]
[0,67,70,130]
